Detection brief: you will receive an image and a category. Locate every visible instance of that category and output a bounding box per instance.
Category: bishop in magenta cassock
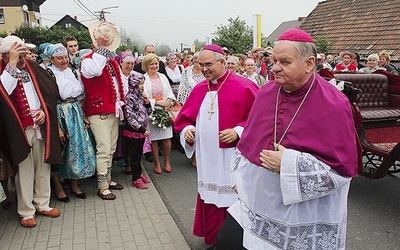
[174,44,258,246]
[216,29,358,250]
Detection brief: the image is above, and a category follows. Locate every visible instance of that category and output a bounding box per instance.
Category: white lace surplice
[180,93,238,208]
[229,149,351,250]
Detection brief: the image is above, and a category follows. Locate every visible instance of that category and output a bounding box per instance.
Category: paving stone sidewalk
[0,164,190,250]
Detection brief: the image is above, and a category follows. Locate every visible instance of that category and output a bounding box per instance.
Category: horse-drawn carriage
[322,70,400,179]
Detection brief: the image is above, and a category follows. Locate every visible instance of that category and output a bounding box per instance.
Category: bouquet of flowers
[149,106,171,129]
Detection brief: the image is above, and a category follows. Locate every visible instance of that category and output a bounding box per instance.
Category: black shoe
[56,195,70,203]
[144,153,154,162]
[1,197,12,209]
[71,189,87,199]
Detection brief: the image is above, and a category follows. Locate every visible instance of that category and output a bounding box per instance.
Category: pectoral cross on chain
[208,102,215,120]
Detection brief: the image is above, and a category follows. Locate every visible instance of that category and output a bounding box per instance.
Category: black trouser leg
[126,137,145,181]
[216,214,247,250]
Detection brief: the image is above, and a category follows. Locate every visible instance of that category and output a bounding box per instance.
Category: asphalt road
[143,149,400,250]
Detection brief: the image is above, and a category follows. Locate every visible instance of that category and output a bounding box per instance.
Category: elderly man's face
[198,50,225,81]
[2,52,27,70]
[271,41,315,91]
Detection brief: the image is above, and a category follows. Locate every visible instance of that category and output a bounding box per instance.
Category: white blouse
[47,65,84,100]
[166,65,183,83]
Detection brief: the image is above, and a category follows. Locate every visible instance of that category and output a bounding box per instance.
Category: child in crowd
[123,72,152,189]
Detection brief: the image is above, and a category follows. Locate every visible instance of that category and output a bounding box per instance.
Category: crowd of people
[0,21,396,249]
[317,50,399,75]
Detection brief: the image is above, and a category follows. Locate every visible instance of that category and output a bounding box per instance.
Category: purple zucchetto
[277,28,314,43]
[201,44,225,55]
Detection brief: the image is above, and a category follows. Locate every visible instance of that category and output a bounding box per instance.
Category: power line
[85,0,103,10]
[110,16,214,28]
[41,17,59,22]
[79,18,99,23]
[72,0,98,20]
[75,0,97,17]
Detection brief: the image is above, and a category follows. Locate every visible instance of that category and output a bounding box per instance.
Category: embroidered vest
[10,76,34,127]
[81,54,125,117]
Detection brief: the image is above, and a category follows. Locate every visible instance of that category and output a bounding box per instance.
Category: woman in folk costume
[177,52,205,105]
[46,43,95,201]
[165,52,184,98]
[177,51,205,167]
[142,53,176,174]
[113,51,136,174]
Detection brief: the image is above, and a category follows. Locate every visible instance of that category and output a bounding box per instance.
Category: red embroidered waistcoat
[10,77,34,127]
[81,54,125,117]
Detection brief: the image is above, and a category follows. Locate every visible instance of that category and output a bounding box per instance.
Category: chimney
[74,16,77,20]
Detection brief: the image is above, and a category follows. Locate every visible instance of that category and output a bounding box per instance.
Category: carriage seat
[334,73,400,126]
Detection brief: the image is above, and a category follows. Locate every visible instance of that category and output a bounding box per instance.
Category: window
[65,23,71,28]
[0,9,4,24]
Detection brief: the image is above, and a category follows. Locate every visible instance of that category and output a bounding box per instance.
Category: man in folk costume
[174,44,258,247]
[0,35,62,227]
[216,29,358,250]
[80,21,125,200]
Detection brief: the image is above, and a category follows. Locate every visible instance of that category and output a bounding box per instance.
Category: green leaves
[149,106,171,129]
[212,16,254,54]
[12,25,92,49]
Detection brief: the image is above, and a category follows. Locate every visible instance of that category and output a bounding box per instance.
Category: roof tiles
[299,0,400,60]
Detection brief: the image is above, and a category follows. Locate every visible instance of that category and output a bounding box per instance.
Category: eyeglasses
[199,59,221,69]
[68,44,78,48]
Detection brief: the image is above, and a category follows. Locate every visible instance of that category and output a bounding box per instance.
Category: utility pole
[95,6,119,21]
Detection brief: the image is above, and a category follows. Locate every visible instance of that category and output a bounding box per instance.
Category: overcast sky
[40,0,322,51]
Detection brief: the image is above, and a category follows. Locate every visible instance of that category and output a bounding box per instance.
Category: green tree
[314,35,331,55]
[193,39,205,52]
[262,37,274,48]
[212,16,253,54]
[156,44,172,57]
[13,25,92,49]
